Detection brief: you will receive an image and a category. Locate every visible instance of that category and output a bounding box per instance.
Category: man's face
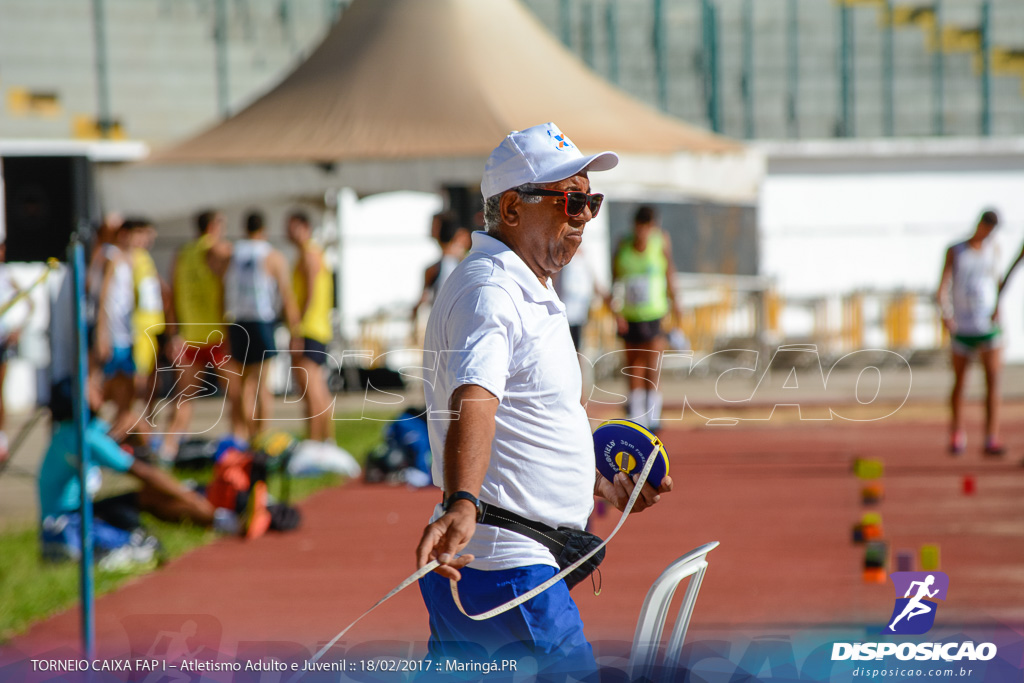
[115,227,132,249]
[515,172,594,278]
[287,218,310,244]
[209,214,226,240]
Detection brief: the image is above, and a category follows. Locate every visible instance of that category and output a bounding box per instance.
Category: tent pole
[334,188,355,346]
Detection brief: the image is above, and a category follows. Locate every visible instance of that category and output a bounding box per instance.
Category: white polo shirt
[423,231,594,571]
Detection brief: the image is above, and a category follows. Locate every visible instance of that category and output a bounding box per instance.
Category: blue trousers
[419,565,596,680]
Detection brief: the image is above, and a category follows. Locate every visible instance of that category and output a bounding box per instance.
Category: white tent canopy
[100,0,761,217]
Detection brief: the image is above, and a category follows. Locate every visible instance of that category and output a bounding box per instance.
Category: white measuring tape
[297,439,662,676]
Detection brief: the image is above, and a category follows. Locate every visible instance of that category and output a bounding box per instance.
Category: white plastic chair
[628,541,720,681]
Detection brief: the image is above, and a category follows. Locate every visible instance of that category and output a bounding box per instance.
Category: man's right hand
[415,500,477,581]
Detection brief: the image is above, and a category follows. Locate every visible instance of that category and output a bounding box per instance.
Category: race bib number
[624,275,651,308]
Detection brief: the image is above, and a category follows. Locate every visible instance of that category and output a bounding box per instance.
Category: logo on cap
[548,129,574,151]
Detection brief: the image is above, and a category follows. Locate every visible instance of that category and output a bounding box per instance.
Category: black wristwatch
[443,491,483,521]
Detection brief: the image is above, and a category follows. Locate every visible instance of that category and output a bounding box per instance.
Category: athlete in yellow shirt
[612,206,683,432]
[286,211,335,442]
[161,211,234,460]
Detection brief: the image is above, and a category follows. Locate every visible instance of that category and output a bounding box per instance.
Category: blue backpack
[365,408,432,482]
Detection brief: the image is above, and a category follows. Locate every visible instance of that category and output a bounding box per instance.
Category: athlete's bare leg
[949,351,969,451]
[293,356,333,441]
[979,346,1001,446]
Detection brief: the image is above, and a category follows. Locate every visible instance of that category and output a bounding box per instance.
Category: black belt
[442,496,605,590]
[477,502,576,559]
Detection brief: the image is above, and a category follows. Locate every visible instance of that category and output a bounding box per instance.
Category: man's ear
[499,191,521,228]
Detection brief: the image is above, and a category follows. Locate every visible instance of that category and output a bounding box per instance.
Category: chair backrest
[629,541,720,681]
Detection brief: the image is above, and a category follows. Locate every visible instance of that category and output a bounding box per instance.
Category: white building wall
[759,139,1024,361]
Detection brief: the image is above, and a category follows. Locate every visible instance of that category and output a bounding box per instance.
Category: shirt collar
[470,231,564,309]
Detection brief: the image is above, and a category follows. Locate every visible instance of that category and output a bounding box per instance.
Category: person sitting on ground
[38,379,218,565]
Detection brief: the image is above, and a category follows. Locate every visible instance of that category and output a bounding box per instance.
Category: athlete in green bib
[612,206,682,431]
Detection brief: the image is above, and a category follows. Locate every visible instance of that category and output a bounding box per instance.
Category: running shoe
[983,440,1006,457]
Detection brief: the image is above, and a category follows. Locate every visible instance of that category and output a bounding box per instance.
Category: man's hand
[415,499,477,581]
[595,470,673,513]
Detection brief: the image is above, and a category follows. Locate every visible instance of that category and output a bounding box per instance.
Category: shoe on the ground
[949,431,965,456]
[983,441,1006,457]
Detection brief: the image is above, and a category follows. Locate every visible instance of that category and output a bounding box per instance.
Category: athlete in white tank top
[93,243,135,349]
[950,240,1000,336]
[226,239,278,322]
[937,210,1004,456]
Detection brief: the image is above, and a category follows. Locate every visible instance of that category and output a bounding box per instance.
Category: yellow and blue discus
[593,419,669,489]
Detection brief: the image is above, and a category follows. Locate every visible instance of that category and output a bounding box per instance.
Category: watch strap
[443,490,482,519]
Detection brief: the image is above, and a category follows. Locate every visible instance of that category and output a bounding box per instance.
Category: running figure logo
[883,571,949,635]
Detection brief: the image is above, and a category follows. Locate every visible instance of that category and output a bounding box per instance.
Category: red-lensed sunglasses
[518,188,604,218]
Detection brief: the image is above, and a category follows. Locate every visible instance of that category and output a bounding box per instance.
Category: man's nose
[578,201,594,222]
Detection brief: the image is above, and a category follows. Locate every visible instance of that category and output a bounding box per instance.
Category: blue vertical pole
[653,0,667,111]
[90,0,113,138]
[742,0,754,138]
[884,0,895,136]
[933,1,944,135]
[214,0,230,117]
[69,238,94,659]
[583,0,596,69]
[787,0,799,138]
[560,0,572,48]
[702,0,721,132]
[839,2,854,137]
[980,0,991,136]
[605,1,619,84]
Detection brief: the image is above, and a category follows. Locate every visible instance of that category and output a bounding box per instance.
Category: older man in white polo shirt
[415,123,674,675]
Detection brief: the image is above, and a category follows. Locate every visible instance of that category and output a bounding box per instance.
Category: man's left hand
[595,471,673,513]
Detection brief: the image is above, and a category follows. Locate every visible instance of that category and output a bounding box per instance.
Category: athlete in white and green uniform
[612,206,681,431]
[937,210,1003,456]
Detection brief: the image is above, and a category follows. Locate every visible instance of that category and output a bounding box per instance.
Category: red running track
[6,416,1024,662]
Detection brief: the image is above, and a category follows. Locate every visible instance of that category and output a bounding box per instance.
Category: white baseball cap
[481,122,619,200]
